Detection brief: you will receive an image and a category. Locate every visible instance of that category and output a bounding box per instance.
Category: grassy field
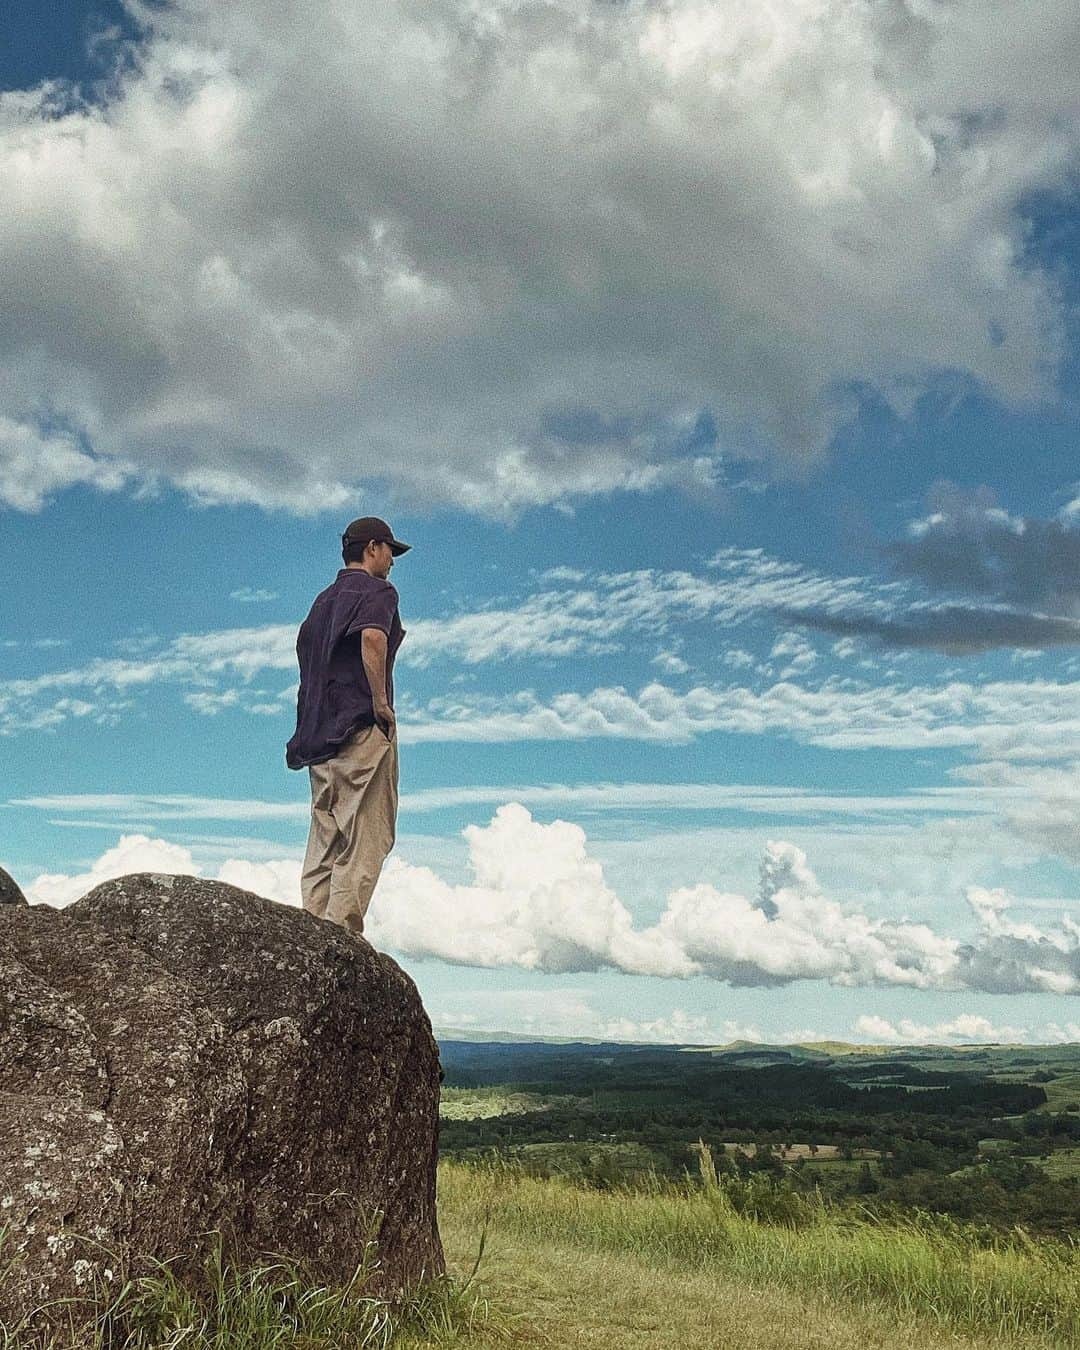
[1038,1075,1080,1114]
[439,1088,578,1121]
[437,1158,1079,1349]
[6,1159,1077,1348]
[1042,1148,1080,1181]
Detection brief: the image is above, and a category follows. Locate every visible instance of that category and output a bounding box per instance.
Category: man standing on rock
[286,517,410,936]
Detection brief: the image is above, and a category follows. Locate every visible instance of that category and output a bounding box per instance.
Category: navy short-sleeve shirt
[285,569,406,769]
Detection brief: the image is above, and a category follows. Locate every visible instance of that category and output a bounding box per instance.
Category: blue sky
[4,0,1080,1045]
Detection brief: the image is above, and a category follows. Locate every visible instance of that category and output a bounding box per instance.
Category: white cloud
[184,689,241,715]
[25,834,202,908]
[370,804,690,976]
[22,810,1080,994]
[0,416,131,512]
[854,1013,1030,1044]
[651,649,690,675]
[24,832,301,909]
[400,675,1080,760]
[11,780,1004,824]
[769,630,819,678]
[594,1012,764,1045]
[1,0,1075,513]
[368,806,1080,993]
[215,856,301,905]
[230,587,279,603]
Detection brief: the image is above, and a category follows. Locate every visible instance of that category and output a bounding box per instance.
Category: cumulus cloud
[21,810,1080,994]
[23,832,301,908]
[853,1013,1030,1044]
[369,805,1080,993]
[959,883,1080,995]
[1,0,1077,513]
[25,833,204,908]
[369,804,691,976]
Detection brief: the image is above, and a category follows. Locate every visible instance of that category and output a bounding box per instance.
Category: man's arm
[360,628,395,737]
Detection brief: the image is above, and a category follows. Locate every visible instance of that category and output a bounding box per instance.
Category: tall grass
[440,1151,1080,1346]
[0,1227,494,1349]
[6,1160,1078,1347]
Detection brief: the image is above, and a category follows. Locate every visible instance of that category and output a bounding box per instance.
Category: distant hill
[434,1026,612,1045]
[434,1029,1075,1053]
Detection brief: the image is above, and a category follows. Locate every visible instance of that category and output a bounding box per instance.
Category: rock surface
[0,874,443,1332]
[0,865,25,905]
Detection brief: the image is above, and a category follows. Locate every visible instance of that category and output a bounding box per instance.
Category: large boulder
[0,874,443,1333]
[0,865,25,905]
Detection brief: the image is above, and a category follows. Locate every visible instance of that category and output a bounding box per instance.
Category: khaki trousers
[301,724,399,935]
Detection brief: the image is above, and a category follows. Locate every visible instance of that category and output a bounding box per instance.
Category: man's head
[342,516,411,579]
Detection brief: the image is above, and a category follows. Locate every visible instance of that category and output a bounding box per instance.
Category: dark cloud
[780,482,1080,652]
[779,603,1080,654]
[957,935,1080,997]
[889,482,1080,614]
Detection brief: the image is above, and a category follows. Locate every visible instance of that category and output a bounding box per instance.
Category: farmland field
[438,1038,1080,1236]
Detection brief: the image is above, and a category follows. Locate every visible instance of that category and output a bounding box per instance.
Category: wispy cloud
[11,793,312,822]
[782,603,1080,654]
[401,676,1080,761]
[230,587,280,603]
[0,550,892,733]
[6,548,1080,751]
[10,781,1009,831]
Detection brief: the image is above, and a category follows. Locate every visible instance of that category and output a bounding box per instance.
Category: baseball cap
[342,516,411,556]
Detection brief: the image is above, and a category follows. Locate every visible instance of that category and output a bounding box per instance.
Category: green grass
[440,1154,1080,1347]
[1043,1148,1080,1181]
[6,1159,1078,1348]
[440,1089,580,1121]
[1037,1074,1080,1113]
[0,1229,495,1350]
